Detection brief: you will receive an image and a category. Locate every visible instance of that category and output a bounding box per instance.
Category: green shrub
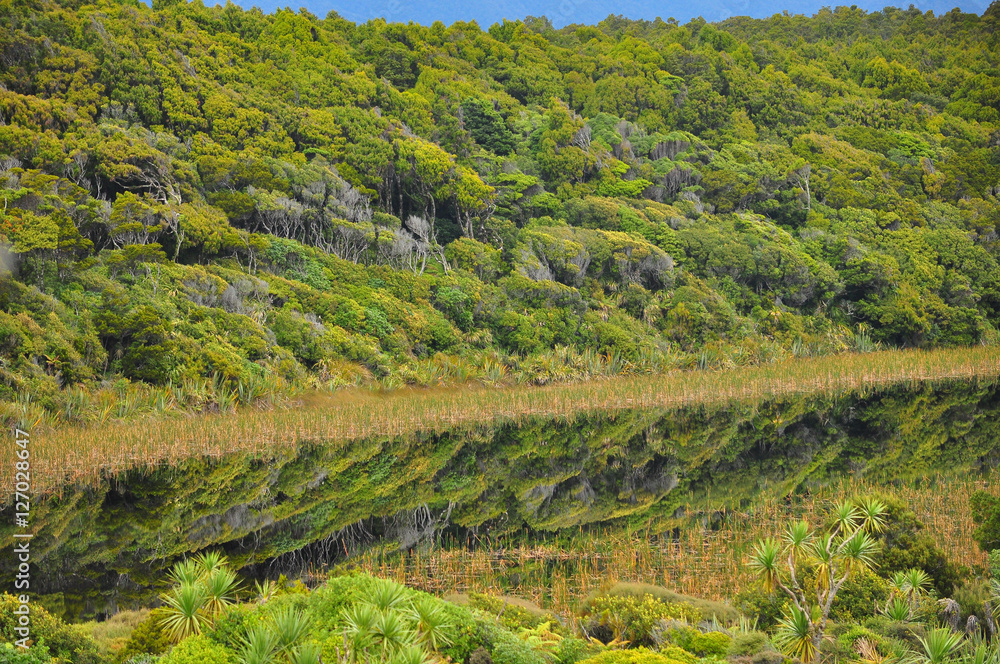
[203,604,262,652]
[115,609,172,663]
[657,645,698,664]
[834,624,884,658]
[584,594,699,647]
[476,616,548,664]
[306,574,477,663]
[466,593,554,631]
[861,617,925,649]
[830,567,890,622]
[159,635,233,664]
[0,643,54,664]
[595,583,735,622]
[554,636,600,664]
[0,594,101,664]
[734,589,785,631]
[727,632,769,657]
[577,647,692,664]
[665,627,730,657]
[749,650,785,664]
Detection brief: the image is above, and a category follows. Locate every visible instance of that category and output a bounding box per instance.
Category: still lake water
[2,377,998,620]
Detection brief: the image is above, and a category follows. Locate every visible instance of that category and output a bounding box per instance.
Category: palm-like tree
[858,497,888,533]
[343,604,380,663]
[748,538,782,591]
[369,579,411,613]
[194,550,226,576]
[203,567,241,616]
[748,497,886,659]
[409,597,454,652]
[168,559,202,587]
[372,609,416,660]
[159,582,208,642]
[891,568,932,608]
[159,551,239,641]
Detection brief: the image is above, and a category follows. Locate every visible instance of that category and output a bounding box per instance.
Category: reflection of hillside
[2,378,998,620]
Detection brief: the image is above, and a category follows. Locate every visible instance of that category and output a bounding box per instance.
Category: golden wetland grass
[9,345,1000,495]
[346,473,999,619]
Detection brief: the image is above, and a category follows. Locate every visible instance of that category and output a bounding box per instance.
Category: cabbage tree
[749,497,886,661]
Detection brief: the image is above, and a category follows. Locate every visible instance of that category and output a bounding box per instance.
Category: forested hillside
[1,0,999,419]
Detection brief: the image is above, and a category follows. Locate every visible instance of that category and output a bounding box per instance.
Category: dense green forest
[1,0,1000,414]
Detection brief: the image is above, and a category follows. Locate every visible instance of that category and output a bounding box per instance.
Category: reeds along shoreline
[344,473,999,620]
[7,345,1000,495]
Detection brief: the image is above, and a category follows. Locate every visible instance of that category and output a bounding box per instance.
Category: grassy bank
[8,345,1000,495]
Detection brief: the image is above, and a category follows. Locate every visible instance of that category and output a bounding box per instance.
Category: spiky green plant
[748,538,782,592]
[159,582,207,642]
[774,606,819,663]
[841,531,880,574]
[915,628,964,664]
[168,559,202,587]
[884,596,913,622]
[858,497,889,533]
[254,579,279,604]
[409,597,453,652]
[958,644,1000,664]
[369,579,411,613]
[240,625,279,664]
[784,520,812,553]
[203,567,241,616]
[371,610,416,659]
[271,606,311,657]
[194,550,226,577]
[833,501,860,531]
[288,643,323,664]
[342,604,380,662]
[903,569,933,599]
[810,534,837,591]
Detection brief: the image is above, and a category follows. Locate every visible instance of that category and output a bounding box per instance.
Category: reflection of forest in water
[3,377,999,620]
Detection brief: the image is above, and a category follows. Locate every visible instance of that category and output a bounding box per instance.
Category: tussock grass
[79,608,150,660]
[9,346,1000,495]
[588,582,741,622]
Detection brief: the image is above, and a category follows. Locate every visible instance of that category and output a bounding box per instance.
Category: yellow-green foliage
[0,594,101,664]
[586,594,699,646]
[658,646,700,664]
[462,593,557,631]
[1,0,999,444]
[115,609,173,663]
[597,583,739,622]
[159,635,233,664]
[79,609,150,662]
[578,647,693,664]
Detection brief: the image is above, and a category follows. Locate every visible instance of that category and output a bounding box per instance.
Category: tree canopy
[1,0,999,406]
